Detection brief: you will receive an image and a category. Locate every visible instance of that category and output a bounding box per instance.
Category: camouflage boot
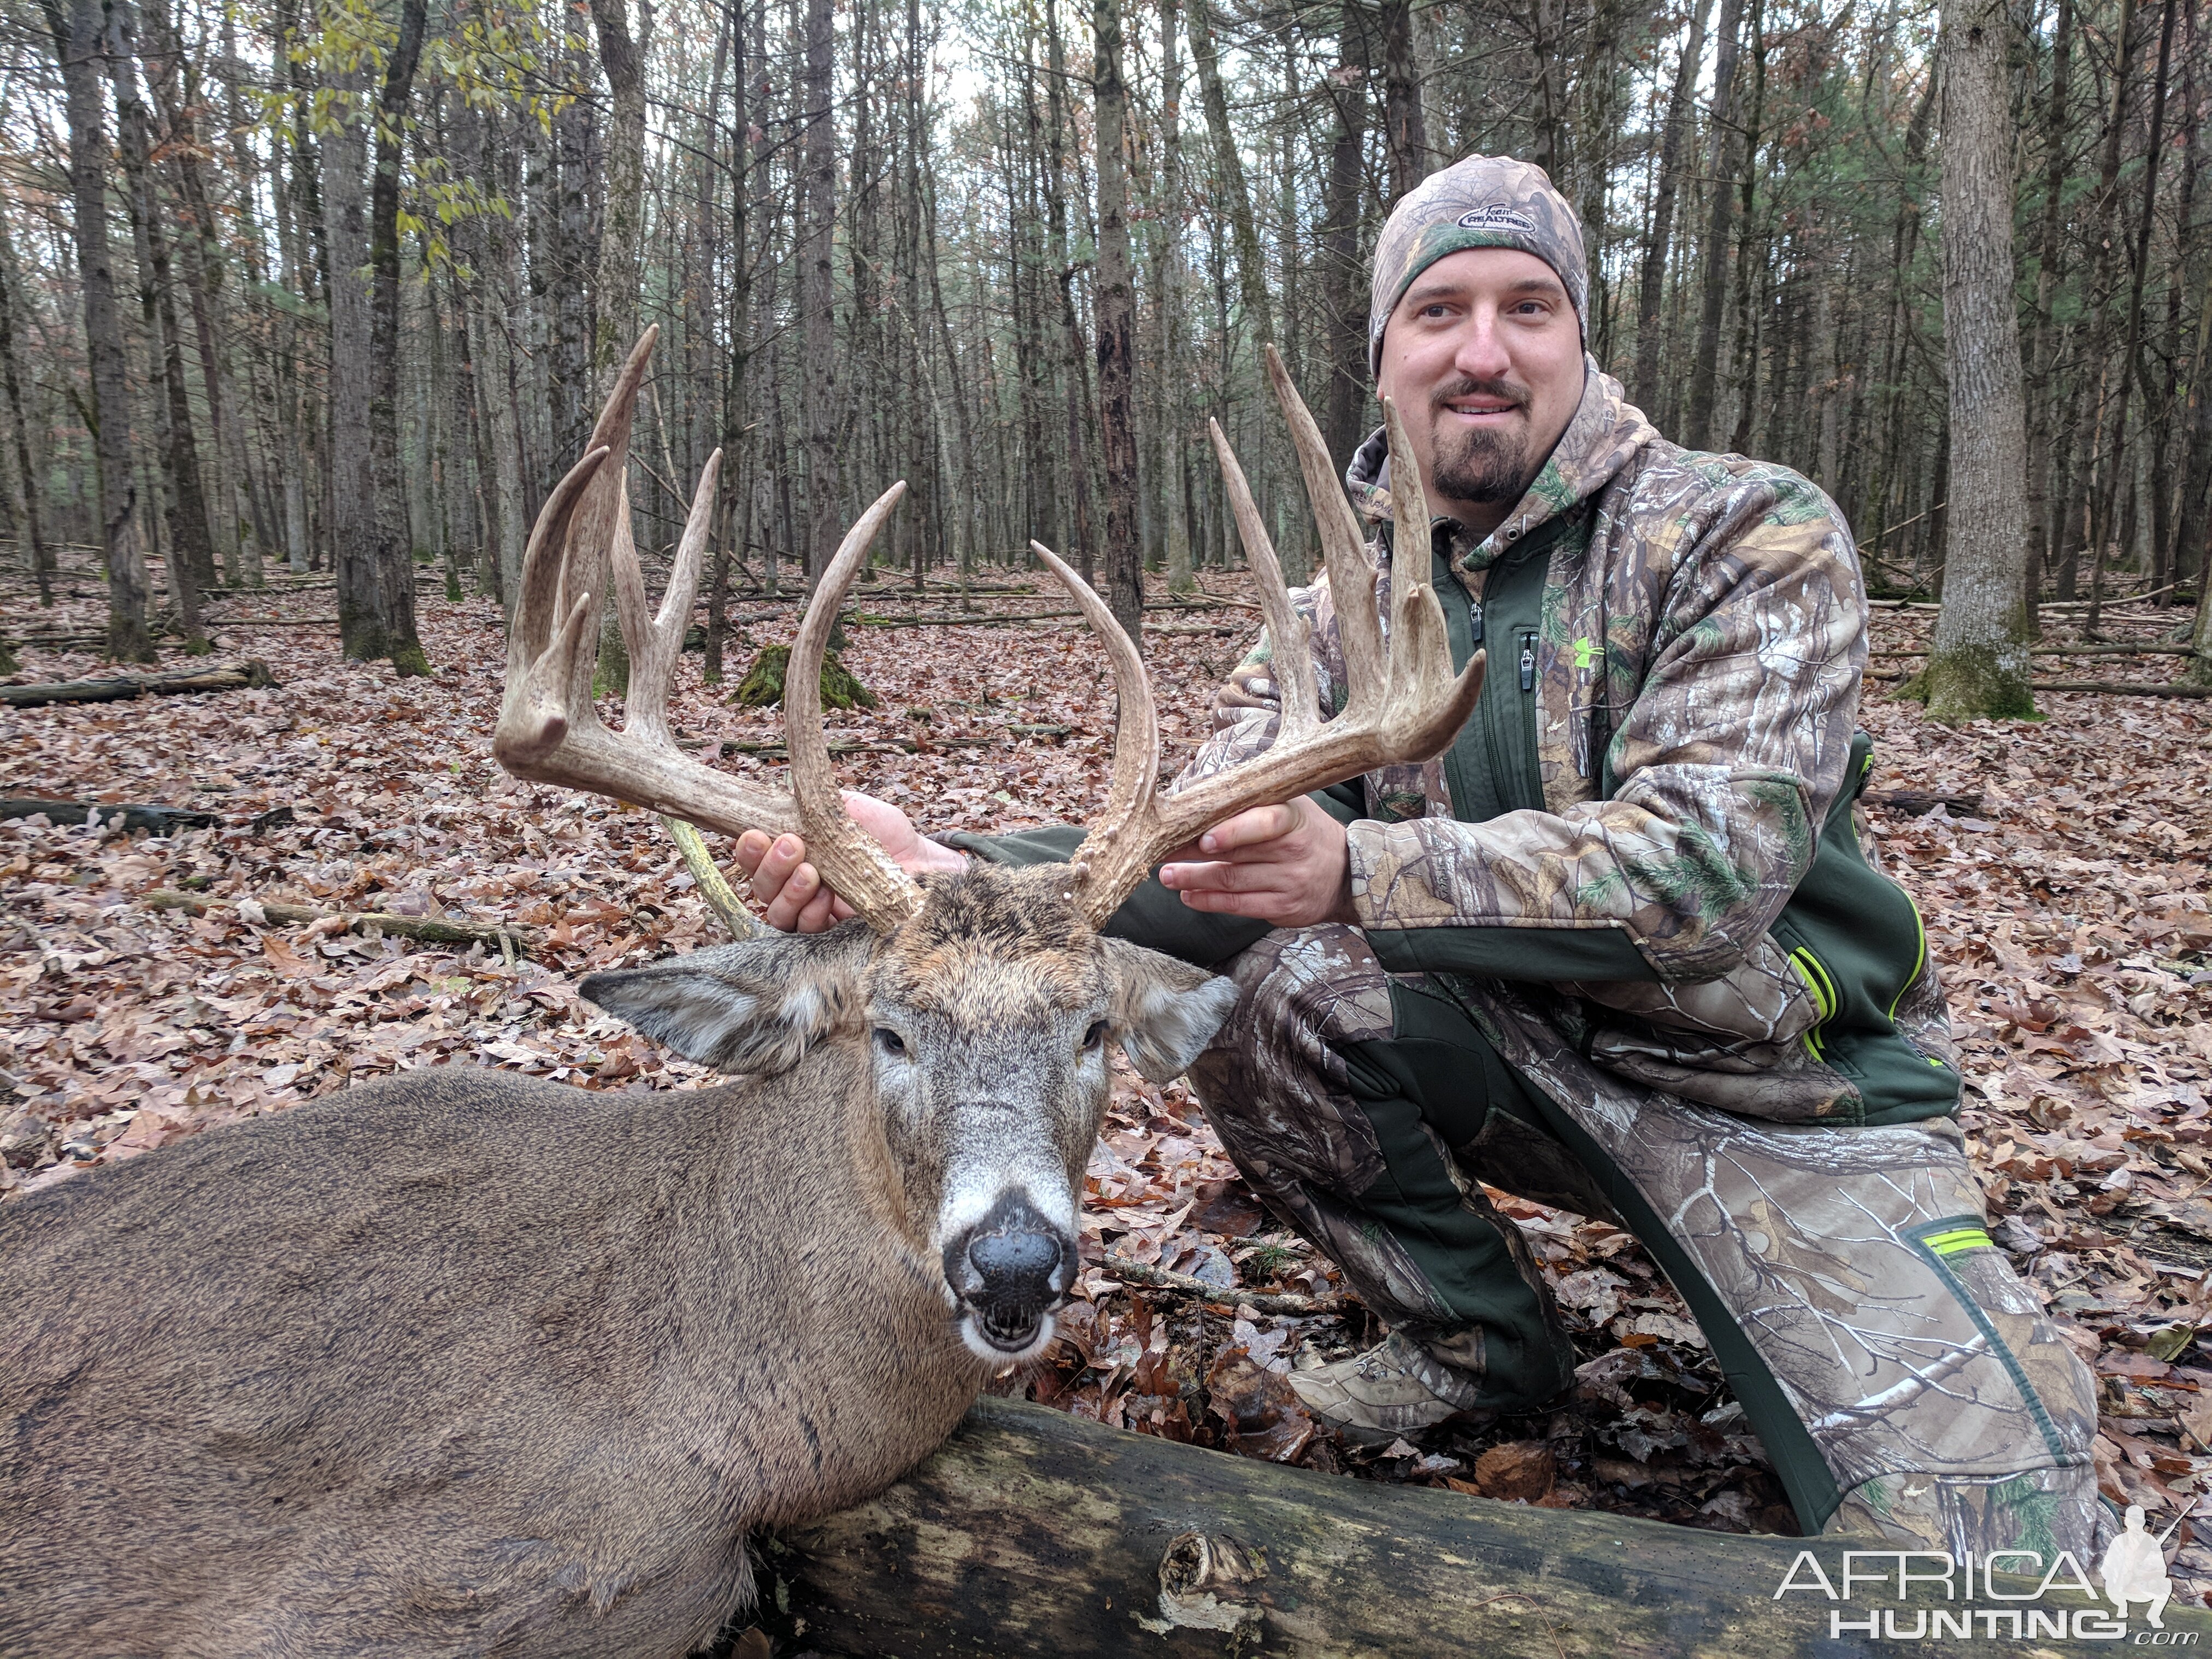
[1287,1329,1494,1444]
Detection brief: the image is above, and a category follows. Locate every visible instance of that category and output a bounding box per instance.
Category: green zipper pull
[1519,634,1536,692]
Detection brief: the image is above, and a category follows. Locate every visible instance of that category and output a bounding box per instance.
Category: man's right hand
[732,793,968,932]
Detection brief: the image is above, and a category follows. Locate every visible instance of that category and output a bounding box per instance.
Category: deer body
[1,1058,978,1657]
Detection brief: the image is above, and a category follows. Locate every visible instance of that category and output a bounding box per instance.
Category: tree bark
[364,0,431,675]
[46,0,155,661]
[1379,0,1428,206]
[799,0,839,592]
[1093,0,1142,642]
[1321,0,1372,469]
[1682,0,1745,450]
[589,0,648,390]
[1186,0,1273,347]
[1921,0,2035,721]
[1631,0,1714,419]
[751,1396,2211,1657]
[0,215,54,607]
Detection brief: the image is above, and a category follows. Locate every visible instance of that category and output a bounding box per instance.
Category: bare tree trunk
[107,0,209,651]
[360,0,431,674]
[1631,0,1714,417]
[46,0,154,661]
[589,0,648,390]
[799,0,839,592]
[0,216,54,607]
[2086,0,2177,636]
[1379,0,1428,206]
[1921,0,2035,721]
[1093,0,1142,640]
[322,37,384,663]
[1186,0,1273,346]
[1322,0,1372,468]
[1683,0,1745,450]
[1152,0,1195,596]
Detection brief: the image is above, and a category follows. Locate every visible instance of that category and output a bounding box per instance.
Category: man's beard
[1428,377,1534,505]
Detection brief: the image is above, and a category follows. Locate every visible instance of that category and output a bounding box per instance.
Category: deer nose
[943,1196,1072,1354]
[967,1225,1062,1296]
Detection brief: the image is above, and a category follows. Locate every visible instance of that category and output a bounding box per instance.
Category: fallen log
[1098,1254,1345,1316]
[0,660,276,708]
[142,888,536,959]
[756,1395,2202,1656]
[1862,790,1982,817]
[0,798,219,834]
[2030,679,2212,698]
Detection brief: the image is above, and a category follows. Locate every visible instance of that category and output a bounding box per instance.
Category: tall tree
[364,0,432,674]
[1682,0,1745,449]
[1631,0,1714,418]
[1379,0,1429,205]
[1919,0,2035,720]
[1322,1,1373,467]
[799,0,839,592]
[107,0,210,649]
[43,0,155,661]
[1187,0,1273,346]
[589,0,649,388]
[1093,0,1142,639]
[0,209,55,607]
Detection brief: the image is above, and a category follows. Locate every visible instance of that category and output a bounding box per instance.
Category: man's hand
[1157,798,1356,928]
[732,793,968,933]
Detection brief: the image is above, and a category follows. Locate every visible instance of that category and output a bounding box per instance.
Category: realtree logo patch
[1455,204,1538,233]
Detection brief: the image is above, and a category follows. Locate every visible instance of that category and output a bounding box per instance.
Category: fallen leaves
[5,572,2211,1590]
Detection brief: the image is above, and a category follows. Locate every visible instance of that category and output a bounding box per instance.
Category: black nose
[945,1196,1070,1337]
[968,1226,1063,1296]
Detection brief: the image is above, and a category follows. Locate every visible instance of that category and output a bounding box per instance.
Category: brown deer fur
[0,862,1236,1657]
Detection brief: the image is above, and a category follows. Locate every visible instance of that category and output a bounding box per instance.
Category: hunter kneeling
[743,154,2102,1563]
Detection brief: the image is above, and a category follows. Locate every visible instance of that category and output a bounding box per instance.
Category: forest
[5,0,2212,1642]
[0,0,2204,673]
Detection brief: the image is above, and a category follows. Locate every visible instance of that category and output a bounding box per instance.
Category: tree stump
[732,643,876,711]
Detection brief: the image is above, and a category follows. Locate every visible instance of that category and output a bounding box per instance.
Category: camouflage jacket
[1186,360,1958,1125]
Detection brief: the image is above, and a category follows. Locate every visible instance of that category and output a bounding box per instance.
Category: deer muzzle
[942,1193,1074,1360]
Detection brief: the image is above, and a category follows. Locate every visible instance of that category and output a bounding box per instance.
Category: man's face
[1374,248,1584,528]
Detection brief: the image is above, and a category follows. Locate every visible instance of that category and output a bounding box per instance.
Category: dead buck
[0,332,1481,1658]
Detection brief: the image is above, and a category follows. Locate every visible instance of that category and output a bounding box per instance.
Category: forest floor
[5,555,2212,1592]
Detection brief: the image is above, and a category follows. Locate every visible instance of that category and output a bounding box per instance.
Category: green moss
[391,639,433,679]
[731,643,876,710]
[1917,643,2038,725]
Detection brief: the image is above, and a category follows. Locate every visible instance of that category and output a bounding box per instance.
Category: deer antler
[1031,344,1485,928]
[493,327,924,933]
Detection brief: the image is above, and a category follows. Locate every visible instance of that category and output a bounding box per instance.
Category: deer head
[491,330,1480,1362]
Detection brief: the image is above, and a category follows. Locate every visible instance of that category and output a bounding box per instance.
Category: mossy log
[732,643,876,711]
[755,1396,2211,1657]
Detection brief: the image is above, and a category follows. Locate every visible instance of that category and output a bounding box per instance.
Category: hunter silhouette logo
[1770,1517,2199,1644]
[1454,204,1537,234]
[2104,1504,2181,1629]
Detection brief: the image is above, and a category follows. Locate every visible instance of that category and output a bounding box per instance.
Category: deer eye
[873,1027,908,1058]
[1081,1020,1109,1053]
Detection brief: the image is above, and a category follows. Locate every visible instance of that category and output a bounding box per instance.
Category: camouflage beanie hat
[1367,154,1589,375]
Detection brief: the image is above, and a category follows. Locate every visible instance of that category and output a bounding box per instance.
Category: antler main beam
[492,327,923,933]
[1036,344,1485,928]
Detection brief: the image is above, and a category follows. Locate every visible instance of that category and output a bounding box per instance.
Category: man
[736,155,2102,1562]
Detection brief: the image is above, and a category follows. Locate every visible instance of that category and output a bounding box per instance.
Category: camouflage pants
[1187,926,2105,1561]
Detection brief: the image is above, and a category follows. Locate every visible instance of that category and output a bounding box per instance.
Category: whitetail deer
[0,331,1481,1658]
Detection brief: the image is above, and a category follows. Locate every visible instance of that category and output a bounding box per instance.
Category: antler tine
[1206,418,1317,748]
[1045,355,1486,929]
[1028,538,1158,910]
[620,448,722,751]
[558,327,659,715]
[1264,344,1384,689]
[494,333,800,858]
[784,482,925,932]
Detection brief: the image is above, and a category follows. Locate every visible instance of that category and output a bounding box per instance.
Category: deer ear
[1098,938,1242,1083]
[580,923,877,1076]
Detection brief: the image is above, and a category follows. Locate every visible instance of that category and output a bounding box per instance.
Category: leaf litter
[5,570,2211,1590]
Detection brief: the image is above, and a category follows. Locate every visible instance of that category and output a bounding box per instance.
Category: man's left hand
[1157,798,1357,928]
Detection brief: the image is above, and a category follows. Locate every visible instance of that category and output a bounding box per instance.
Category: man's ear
[1098,937,1242,1083]
[579,922,878,1076]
